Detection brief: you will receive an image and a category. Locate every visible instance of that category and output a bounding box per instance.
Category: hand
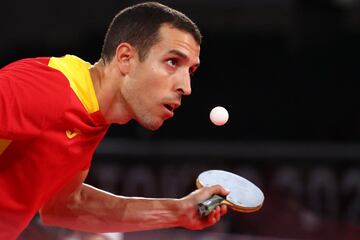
[178,185,229,230]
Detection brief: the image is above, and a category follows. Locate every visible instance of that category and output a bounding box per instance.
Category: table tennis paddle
[196,170,264,217]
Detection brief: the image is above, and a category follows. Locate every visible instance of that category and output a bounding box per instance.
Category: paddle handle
[198,194,225,217]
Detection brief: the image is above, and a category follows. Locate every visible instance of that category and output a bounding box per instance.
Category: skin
[39,24,229,232]
[91,24,200,129]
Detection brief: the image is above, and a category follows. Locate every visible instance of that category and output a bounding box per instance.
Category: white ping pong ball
[210,106,229,126]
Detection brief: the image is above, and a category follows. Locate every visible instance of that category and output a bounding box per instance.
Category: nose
[176,72,192,96]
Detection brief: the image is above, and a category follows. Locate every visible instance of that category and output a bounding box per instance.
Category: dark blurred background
[2,0,359,239]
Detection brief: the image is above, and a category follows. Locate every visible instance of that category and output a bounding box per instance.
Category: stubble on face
[123,25,200,131]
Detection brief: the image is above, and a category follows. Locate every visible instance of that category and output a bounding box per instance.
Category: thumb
[209,184,230,196]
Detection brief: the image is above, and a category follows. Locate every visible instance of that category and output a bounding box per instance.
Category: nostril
[177,88,185,95]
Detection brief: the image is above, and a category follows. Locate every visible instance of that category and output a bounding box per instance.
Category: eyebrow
[168,49,189,60]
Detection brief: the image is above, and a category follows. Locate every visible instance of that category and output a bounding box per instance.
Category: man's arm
[39,170,228,233]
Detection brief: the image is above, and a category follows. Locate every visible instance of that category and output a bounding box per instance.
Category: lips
[164,102,180,112]
[164,104,173,112]
[163,102,180,117]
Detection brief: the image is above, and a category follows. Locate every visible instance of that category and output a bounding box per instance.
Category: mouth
[164,102,180,112]
[163,102,180,117]
[164,104,173,112]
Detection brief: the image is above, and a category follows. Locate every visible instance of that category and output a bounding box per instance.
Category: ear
[114,43,137,75]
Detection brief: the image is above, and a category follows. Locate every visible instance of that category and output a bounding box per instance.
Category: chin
[139,118,164,131]
[147,125,161,131]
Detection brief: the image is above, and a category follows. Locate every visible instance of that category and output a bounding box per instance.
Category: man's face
[121,24,200,130]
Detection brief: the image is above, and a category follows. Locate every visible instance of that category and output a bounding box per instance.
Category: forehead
[150,24,200,63]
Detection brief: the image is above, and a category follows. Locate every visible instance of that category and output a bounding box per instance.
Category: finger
[208,184,230,196]
[208,206,220,224]
[207,208,217,225]
[215,206,221,222]
[220,204,228,216]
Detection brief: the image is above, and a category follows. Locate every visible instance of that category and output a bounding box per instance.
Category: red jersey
[0,55,109,239]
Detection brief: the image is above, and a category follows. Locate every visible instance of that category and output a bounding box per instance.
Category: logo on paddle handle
[198,194,224,217]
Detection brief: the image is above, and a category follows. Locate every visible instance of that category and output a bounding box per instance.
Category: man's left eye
[167,59,177,67]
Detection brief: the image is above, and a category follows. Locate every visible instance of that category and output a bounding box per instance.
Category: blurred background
[1,0,360,239]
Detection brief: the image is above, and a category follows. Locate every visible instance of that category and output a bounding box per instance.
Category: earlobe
[115,43,135,74]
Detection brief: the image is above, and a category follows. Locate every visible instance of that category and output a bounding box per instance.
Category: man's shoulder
[48,55,100,114]
[0,56,67,83]
[1,56,51,69]
[0,56,73,139]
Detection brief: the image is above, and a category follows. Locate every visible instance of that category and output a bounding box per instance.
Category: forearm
[40,184,184,233]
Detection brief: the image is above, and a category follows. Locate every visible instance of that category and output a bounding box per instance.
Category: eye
[166,58,178,67]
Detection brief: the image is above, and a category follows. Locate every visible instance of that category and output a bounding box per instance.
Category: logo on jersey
[66,129,80,139]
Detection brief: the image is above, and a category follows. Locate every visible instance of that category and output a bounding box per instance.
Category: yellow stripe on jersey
[48,55,99,113]
[0,139,11,155]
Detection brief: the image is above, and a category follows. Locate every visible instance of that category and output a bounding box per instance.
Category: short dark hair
[101,2,202,63]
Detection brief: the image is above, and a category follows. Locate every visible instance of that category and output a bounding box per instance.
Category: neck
[89,59,132,124]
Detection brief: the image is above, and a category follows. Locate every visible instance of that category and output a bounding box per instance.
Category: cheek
[125,77,157,109]
[129,63,171,102]
[141,73,169,96]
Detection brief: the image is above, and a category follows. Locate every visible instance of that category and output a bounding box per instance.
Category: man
[0,2,228,239]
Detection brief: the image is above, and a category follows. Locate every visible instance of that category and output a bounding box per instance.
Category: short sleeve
[0,58,70,140]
